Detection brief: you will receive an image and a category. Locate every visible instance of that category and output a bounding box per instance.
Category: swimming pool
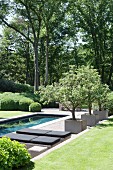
[0,114,65,136]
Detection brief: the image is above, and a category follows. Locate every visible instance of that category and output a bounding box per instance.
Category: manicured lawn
[0,111,31,118]
[34,118,113,170]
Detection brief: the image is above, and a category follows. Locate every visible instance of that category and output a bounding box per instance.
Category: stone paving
[30,108,88,131]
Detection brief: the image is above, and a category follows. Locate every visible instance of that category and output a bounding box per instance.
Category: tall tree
[73,0,113,84]
[0,26,34,83]
[0,0,43,91]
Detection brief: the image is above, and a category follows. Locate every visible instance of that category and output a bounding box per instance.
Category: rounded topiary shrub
[0,137,31,170]
[19,98,34,111]
[0,98,19,111]
[29,102,41,112]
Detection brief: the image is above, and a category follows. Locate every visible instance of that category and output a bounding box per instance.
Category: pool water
[0,115,61,136]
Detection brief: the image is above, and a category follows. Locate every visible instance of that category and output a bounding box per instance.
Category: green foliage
[39,85,57,105]
[0,98,19,111]
[57,67,84,113]
[0,137,31,170]
[0,79,33,93]
[42,102,59,108]
[0,148,10,170]
[25,92,40,102]
[40,65,105,118]
[106,92,113,116]
[94,83,110,111]
[0,92,39,102]
[76,66,101,114]
[0,92,40,111]
[0,79,15,92]
[29,102,41,112]
[14,83,34,93]
[40,66,85,119]
[1,0,113,88]
[19,98,34,111]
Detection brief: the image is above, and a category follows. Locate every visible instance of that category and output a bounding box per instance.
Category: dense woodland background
[0,0,113,91]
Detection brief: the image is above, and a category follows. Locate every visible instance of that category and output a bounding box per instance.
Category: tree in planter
[106,92,113,116]
[94,83,110,111]
[76,66,101,115]
[39,66,84,120]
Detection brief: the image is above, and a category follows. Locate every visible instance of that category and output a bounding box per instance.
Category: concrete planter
[81,114,96,127]
[95,114,100,123]
[93,110,108,121]
[65,119,87,134]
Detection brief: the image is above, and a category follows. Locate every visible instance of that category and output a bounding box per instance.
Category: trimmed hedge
[29,102,41,112]
[0,137,31,170]
[0,78,33,93]
[19,98,34,111]
[0,98,19,111]
[0,92,40,103]
[0,92,40,111]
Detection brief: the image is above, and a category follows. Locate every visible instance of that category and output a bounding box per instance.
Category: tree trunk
[98,103,102,111]
[26,42,30,84]
[33,19,41,92]
[45,28,49,86]
[26,24,30,84]
[88,103,92,115]
[34,39,40,92]
[71,107,76,120]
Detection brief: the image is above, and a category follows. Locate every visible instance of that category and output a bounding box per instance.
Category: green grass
[0,111,31,118]
[34,118,113,170]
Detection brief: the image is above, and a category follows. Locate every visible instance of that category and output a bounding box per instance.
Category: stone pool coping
[0,109,70,125]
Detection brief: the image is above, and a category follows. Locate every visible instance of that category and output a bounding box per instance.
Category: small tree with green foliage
[40,66,104,117]
[76,66,101,115]
[106,92,113,115]
[40,66,84,120]
[94,83,110,111]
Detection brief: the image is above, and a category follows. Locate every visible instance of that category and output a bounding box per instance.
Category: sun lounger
[16,128,71,138]
[31,136,60,145]
[45,131,71,138]
[17,129,51,136]
[4,133,37,143]
[4,133,60,145]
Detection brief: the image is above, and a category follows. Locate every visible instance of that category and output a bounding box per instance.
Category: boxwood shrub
[0,137,31,170]
[19,98,34,111]
[0,98,19,111]
[29,102,41,112]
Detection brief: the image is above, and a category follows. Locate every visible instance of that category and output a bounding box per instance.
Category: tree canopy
[0,0,113,91]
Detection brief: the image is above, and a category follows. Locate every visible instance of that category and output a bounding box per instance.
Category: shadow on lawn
[96,118,113,129]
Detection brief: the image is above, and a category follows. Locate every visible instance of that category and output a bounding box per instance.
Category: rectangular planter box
[65,119,87,134]
[95,114,100,123]
[81,114,96,127]
[93,110,108,121]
